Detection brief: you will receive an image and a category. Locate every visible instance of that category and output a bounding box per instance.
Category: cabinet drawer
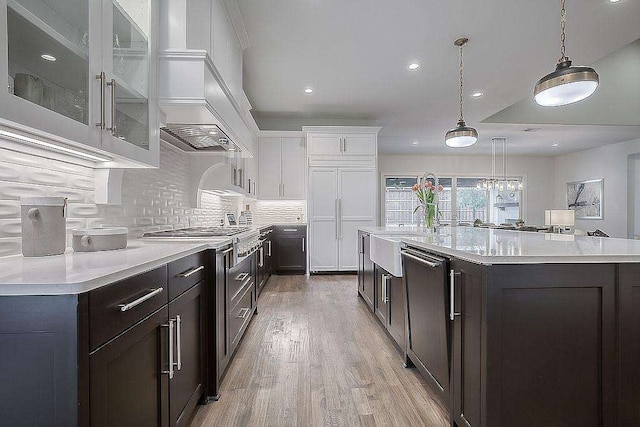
[275,225,306,236]
[168,252,206,301]
[89,266,168,350]
[229,284,254,348]
[228,256,252,308]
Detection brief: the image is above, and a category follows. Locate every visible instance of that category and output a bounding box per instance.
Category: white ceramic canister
[72,227,128,252]
[20,197,67,257]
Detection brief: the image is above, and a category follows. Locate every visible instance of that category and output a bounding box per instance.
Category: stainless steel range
[143,227,260,266]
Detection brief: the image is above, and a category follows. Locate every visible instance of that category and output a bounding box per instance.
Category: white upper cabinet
[243,155,256,198]
[258,134,306,200]
[258,137,281,199]
[281,137,306,199]
[304,126,381,167]
[101,0,158,166]
[343,134,376,156]
[307,134,341,156]
[307,133,376,156]
[0,0,159,167]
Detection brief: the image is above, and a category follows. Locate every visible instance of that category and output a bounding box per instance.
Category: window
[384,177,418,226]
[455,178,489,224]
[384,175,522,226]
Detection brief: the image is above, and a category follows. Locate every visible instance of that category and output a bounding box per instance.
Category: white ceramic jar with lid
[20,197,67,257]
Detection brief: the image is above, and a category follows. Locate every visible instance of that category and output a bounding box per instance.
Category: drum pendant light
[445,38,478,148]
[534,0,599,107]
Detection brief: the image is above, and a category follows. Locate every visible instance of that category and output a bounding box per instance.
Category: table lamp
[545,209,575,234]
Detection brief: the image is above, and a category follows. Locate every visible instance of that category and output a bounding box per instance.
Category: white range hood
[158,51,255,154]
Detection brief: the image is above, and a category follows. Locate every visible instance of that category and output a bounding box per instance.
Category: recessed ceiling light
[412,141,420,145]
[609,0,621,3]
[41,54,56,62]
[471,91,483,98]
[408,62,421,71]
[552,143,560,147]
[304,88,313,94]
[209,130,218,135]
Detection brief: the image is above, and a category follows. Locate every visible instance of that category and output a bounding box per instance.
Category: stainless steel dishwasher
[401,245,451,407]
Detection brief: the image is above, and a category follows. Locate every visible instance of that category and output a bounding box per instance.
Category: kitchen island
[358,225,640,427]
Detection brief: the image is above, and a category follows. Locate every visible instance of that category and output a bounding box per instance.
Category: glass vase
[420,204,437,233]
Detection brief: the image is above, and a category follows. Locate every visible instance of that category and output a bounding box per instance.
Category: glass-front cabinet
[0,0,158,166]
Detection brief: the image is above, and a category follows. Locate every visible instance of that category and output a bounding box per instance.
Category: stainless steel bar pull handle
[106,78,117,135]
[96,72,106,129]
[335,200,339,240]
[450,270,461,321]
[118,287,163,312]
[175,315,182,371]
[177,265,204,278]
[302,237,305,252]
[259,247,264,267]
[401,251,441,268]
[267,240,272,256]
[343,137,347,153]
[337,199,342,239]
[162,319,175,379]
[235,272,249,281]
[381,275,386,302]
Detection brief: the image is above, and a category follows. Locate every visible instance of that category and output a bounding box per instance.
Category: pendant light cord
[459,44,465,122]
[559,0,568,63]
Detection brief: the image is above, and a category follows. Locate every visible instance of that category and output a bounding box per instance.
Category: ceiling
[236,0,640,156]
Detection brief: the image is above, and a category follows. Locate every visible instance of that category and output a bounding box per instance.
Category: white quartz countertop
[0,239,232,296]
[256,223,307,230]
[359,226,640,265]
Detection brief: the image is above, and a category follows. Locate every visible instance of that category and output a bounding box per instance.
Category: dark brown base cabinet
[354,238,640,427]
[450,261,619,427]
[618,264,640,427]
[212,247,258,399]
[374,265,405,349]
[0,251,212,426]
[257,227,274,297]
[357,231,375,311]
[90,306,171,427]
[274,225,307,274]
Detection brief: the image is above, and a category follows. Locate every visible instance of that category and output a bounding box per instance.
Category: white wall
[0,142,240,256]
[553,138,640,238]
[0,139,309,257]
[379,154,556,225]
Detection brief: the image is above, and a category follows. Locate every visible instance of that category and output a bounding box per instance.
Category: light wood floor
[191,274,449,426]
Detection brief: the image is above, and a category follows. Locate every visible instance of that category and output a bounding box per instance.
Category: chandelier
[477,137,523,191]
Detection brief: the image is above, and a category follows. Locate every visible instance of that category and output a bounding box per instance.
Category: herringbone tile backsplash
[0,142,305,257]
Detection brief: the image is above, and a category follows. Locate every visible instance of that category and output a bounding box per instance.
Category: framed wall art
[566,178,604,220]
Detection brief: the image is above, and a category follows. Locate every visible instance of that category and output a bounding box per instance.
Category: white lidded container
[20,197,67,257]
[72,227,128,252]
